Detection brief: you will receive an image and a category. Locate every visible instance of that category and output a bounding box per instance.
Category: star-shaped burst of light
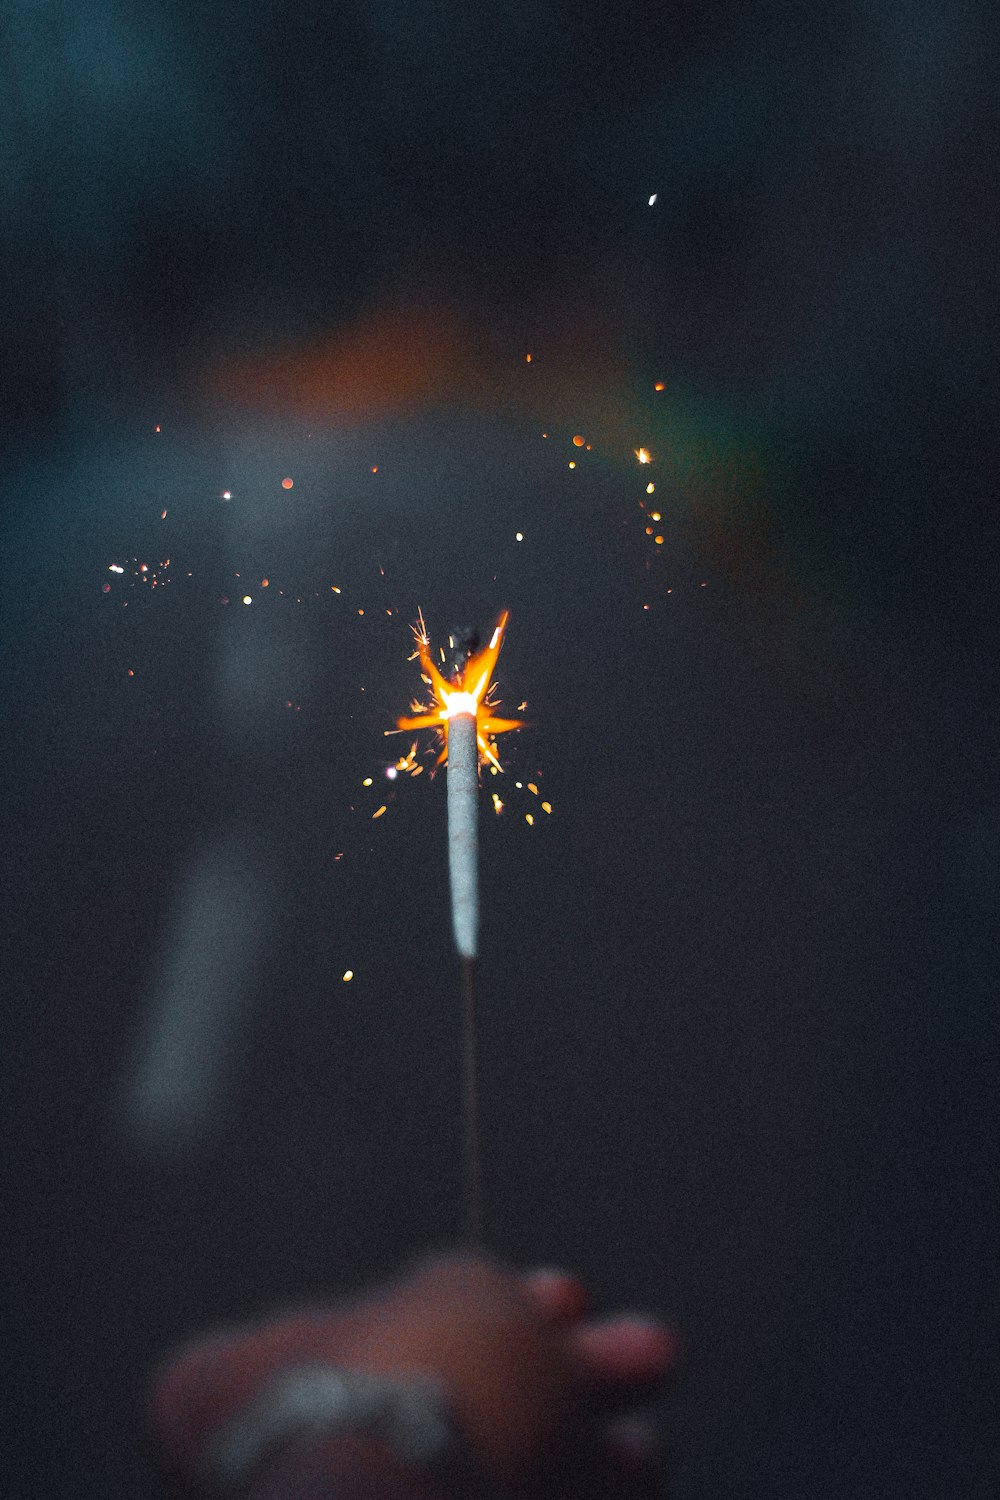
[394,610,523,770]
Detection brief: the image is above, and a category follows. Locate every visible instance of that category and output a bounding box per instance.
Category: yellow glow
[362,777,373,786]
[444,691,478,717]
[541,801,552,813]
[342,970,354,982]
[525,813,534,826]
[636,448,651,464]
[393,609,523,768]
[646,483,655,494]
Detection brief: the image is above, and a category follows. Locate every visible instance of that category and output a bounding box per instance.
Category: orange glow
[635,447,651,464]
[281,477,293,489]
[654,382,665,391]
[572,434,585,447]
[525,353,533,362]
[392,609,523,770]
[261,578,269,587]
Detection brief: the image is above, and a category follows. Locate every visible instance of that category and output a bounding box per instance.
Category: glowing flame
[392,609,523,770]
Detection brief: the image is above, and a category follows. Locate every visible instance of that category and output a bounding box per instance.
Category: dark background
[3,2,996,1495]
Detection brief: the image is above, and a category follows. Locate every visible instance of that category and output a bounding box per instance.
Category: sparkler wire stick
[393,612,523,1245]
[446,709,483,1243]
[446,710,479,962]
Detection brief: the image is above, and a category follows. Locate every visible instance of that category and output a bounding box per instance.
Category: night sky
[3,3,997,1496]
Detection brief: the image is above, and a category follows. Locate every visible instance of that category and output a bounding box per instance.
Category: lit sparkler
[390,610,522,1242]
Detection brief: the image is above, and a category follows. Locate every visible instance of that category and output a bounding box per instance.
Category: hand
[153,1252,677,1497]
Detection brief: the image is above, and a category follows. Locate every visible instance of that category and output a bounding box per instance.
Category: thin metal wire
[459,956,483,1245]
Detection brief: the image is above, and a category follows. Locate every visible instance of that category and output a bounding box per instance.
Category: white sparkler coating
[446,710,479,960]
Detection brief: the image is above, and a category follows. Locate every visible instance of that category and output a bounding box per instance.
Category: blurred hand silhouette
[153,1252,677,1498]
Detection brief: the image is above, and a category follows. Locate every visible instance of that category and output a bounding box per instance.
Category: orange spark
[391,610,524,770]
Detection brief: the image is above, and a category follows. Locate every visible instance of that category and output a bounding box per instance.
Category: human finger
[520,1268,589,1324]
[571,1316,677,1388]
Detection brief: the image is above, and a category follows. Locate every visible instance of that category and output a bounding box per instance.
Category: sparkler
[391,610,523,1242]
